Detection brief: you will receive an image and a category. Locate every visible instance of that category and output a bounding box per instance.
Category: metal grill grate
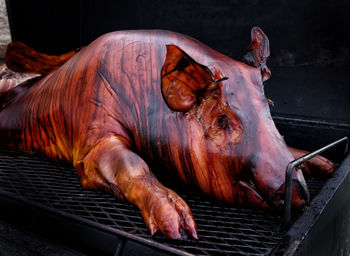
[0,147,327,256]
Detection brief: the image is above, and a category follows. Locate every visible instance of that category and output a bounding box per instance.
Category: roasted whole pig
[0,27,335,239]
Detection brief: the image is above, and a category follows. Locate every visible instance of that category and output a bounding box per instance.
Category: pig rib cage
[0,143,349,255]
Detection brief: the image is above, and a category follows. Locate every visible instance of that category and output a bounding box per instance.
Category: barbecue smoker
[1,0,350,255]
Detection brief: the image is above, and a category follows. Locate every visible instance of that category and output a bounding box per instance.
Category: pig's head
[160,27,309,212]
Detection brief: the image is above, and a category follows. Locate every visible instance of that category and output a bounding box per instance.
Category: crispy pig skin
[0,30,335,239]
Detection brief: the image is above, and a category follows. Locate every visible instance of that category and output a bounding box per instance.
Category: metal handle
[284,136,349,224]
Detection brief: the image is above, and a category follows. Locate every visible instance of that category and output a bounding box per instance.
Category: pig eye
[217,115,229,129]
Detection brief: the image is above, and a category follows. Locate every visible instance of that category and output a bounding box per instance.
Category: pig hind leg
[288,146,336,177]
[76,136,198,239]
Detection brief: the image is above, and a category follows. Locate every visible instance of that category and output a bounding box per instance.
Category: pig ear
[243,27,271,82]
[161,45,214,112]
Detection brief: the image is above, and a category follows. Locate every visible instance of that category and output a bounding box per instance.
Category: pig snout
[250,154,309,211]
[273,170,309,210]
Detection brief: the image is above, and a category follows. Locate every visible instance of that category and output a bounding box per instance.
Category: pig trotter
[79,136,197,239]
[138,183,198,239]
[288,146,336,177]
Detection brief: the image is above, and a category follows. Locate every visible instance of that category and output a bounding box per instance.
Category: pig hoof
[300,155,336,177]
[141,187,197,239]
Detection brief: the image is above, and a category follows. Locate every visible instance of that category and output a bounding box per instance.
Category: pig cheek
[187,119,211,195]
[166,121,187,183]
[190,127,235,203]
[209,149,236,203]
[205,130,241,202]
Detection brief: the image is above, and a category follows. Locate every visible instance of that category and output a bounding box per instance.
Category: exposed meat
[0,64,39,94]
[0,28,335,239]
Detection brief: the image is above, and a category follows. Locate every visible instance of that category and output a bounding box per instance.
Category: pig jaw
[249,151,309,211]
[185,133,310,211]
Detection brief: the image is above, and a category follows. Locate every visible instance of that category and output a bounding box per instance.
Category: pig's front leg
[77,136,197,239]
[288,146,336,177]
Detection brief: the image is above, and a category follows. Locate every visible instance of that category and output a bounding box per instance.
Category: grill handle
[284,136,349,224]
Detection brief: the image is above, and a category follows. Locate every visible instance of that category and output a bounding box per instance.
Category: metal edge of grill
[272,154,350,255]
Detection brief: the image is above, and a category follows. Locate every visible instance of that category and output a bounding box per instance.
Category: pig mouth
[272,178,310,210]
[237,179,275,211]
[240,172,309,212]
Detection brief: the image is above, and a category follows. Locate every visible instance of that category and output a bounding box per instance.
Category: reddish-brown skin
[0,29,335,239]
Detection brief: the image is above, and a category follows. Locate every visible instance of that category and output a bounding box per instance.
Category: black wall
[5,0,350,122]
[6,0,350,68]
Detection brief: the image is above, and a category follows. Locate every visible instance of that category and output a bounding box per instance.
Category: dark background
[2,2,350,255]
[5,0,350,122]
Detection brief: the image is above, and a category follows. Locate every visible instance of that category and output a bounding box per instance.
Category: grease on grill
[0,147,327,255]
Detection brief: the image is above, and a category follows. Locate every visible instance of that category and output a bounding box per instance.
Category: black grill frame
[1,117,350,256]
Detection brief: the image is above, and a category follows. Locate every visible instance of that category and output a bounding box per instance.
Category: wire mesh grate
[0,147,327,255]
